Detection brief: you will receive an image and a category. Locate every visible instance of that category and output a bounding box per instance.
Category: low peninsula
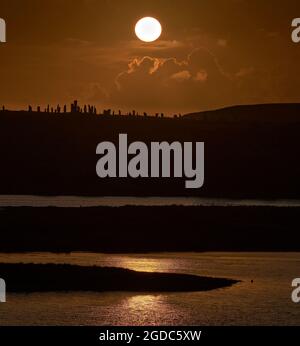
[0,263,239,293]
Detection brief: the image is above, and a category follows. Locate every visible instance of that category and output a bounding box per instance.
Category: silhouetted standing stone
[103,109,111,116]
[71,100,79,113]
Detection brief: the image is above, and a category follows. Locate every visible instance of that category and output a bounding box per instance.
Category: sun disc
[135,17,162,43]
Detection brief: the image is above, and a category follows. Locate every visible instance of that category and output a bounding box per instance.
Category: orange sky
[0,0,300,115]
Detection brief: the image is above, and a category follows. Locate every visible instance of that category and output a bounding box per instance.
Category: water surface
[0,195,300,207]
[0,252,299,326]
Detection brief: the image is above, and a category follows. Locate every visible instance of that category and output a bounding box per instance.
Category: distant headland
[0,263,239,292]
[1,101,300,122]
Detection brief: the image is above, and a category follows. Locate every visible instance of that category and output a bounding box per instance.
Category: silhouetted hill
[0,103,300,198]
[184,103,300,123]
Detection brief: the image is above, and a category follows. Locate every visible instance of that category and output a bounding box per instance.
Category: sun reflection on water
[111,257,178,273]
[121,294,179,325]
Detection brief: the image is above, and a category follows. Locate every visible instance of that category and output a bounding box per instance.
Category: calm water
[0,252,299,326]
[0,195,300,207]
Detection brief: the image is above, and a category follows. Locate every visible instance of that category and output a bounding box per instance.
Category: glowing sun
[135,17,162,43]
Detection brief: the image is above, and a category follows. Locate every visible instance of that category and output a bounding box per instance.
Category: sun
[135,17,162,43]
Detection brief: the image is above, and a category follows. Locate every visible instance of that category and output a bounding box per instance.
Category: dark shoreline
[0,263,239,293]
[1,205,300,253]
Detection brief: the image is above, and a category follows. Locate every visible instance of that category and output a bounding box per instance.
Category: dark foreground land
[1,103,300,198]
[0,263,238,292]
[1,205,300,252]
